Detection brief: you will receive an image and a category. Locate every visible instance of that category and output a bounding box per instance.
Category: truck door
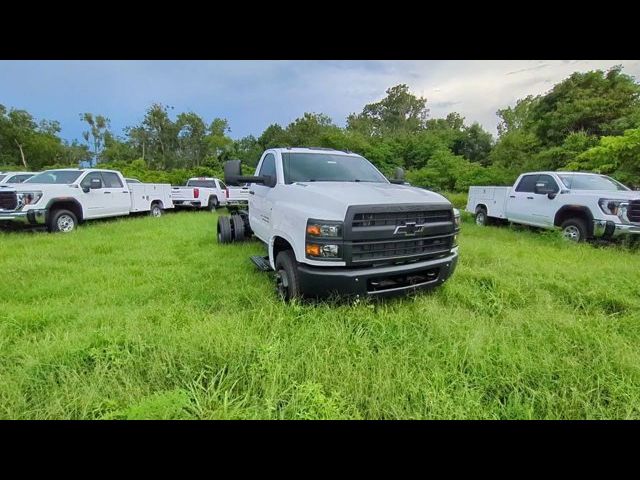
[79,172,108,218]
[505,174,540,225]
[249,152,277,242]
[528,174,560,226]
[100,172,131,216]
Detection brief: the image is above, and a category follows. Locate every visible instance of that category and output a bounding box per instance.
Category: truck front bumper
[593,220,640,238]
[0,209,47,226]
[296,250,458,298]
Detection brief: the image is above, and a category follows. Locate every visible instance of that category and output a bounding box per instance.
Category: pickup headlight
[305,219,343,260]
[598,198,627,217]
[17,191,43,208]
[453,208,461,228]
[306,220,343,237]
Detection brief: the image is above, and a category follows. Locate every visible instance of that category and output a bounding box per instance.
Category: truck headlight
[17,191,43,208]
[453,208,461,228]
[306,220,343,237]
[306,243,340,258]
[598,198,627,218]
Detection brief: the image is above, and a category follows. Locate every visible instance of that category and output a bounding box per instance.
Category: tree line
[1,65,639,190]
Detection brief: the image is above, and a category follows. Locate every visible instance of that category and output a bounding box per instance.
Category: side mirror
[547,193,557,200]
[389,167,406,184]
[223,159,269,186]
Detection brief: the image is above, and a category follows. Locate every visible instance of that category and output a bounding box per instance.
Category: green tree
[80,113,110,165]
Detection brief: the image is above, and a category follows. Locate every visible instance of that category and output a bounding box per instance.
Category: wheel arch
[554,205,594,236]
[270,234,296,270]
[46,198,84,222]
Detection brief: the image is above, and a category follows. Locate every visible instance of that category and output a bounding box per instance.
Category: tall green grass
[1,210,639,419]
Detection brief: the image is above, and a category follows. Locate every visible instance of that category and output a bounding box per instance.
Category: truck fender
[554,205,595,235]
[45,197,84,222]
[269,231,298,270]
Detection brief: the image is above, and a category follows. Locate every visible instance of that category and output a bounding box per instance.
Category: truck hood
[9,183,80,196]
[291,182,450,206]
[570,190,640,200]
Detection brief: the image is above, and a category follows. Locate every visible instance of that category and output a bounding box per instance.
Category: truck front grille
[344,204,456,266]
[351,235,453,264]
[628,199,640,223]
[0,192,17,210]
[352,209,452,227]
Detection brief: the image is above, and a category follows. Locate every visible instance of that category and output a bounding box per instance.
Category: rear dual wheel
[217,214,246,243]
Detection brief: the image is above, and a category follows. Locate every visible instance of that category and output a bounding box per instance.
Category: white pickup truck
[171,177,227,210]
[0,168,173,233]
[0,171,38,185]
[216,147,461,300]
[466,171,640,242]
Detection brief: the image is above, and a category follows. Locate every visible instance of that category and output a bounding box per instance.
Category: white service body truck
[171,178,227,210]
[0,171,38,185]
[216,147,460,300]
[466,171,640,242]
[0,168,173,232]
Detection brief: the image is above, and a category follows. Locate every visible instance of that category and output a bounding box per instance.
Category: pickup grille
[0,192,17,210]
[628,199,640,223]
[351,236,453,263]
[352,210,452,227]
[344,204,456,266]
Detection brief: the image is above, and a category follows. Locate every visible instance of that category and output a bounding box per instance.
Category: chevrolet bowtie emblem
[393,222,425,236]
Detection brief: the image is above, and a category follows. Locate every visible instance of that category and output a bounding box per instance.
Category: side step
[250,255,273,272]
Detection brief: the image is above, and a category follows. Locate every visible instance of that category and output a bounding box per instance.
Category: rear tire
[275,250,301,301]
[217,216,233,243]
[208,196,219,211]
[150,203,163,217]
[561,218,587,243]
[231,214,245,242]
[475,206,489,226]
[48,209,77,233]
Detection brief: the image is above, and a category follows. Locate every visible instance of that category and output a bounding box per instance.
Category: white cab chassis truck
[466,171,640,242]
[216,148,461,300]
[0,168,173,233]
[171,177,227,210]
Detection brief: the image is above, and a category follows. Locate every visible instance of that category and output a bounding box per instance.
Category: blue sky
[1,60,639,143]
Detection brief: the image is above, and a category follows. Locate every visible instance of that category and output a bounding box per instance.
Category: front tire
[561,218,587,243]
[275,250,301,301]
[48,209,77,233]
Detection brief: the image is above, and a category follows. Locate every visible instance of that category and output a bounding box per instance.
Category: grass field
[1,207,639,419]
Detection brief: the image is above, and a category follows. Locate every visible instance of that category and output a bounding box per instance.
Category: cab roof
[267,147,359,156]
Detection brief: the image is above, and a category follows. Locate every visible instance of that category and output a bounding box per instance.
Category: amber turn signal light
[305,243,322,256]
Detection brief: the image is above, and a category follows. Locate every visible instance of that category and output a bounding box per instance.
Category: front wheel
[561,218,587,243]
[48,209,77,233]
[275,250,301,301]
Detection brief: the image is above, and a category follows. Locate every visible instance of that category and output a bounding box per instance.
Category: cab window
[80,172,104,188]
[515,175,539,193]
[101,172,124,188]
[258,153,277,179]
[535,174,559,194]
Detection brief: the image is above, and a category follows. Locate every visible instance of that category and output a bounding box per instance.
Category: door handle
[249,191,255,195]
[104,191,112,194]
[509,195,515,198]
[526,196,534,199]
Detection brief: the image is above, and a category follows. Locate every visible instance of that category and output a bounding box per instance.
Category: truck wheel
[150,203,163,217]
[48,209,77,233]
[561,218,587,243]
[475,207,489,226]
[275,250,301,301]
[217,216,233,243]
[208,196,219,211]
[231,214,245,241]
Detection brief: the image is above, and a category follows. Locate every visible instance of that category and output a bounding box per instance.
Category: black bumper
[297,251,458,298]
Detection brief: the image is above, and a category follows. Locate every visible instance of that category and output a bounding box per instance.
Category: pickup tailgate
[226,186,250,204]
[171,187,197,202]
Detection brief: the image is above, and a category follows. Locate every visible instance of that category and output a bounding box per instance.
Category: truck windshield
[558,174,629,191]
[25,170,83,184]
[282,153,388,184]
[187,180,217,188]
